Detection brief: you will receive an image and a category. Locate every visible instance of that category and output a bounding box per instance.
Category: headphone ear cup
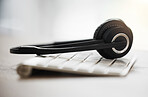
[99,27,133,59]
[94,19,133,59]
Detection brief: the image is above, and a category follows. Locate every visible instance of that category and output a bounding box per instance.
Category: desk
[0,35,148,97]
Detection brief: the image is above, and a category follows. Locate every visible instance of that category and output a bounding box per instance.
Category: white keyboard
[17,51,136,77]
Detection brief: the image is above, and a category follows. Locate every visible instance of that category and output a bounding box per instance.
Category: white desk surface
[0,35,148,97]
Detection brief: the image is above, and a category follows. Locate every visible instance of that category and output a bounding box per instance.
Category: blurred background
[0,0,148,50]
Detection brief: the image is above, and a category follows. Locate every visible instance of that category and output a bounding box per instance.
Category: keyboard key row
[20,51,134,76]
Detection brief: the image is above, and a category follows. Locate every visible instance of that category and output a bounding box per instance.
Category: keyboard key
[90,59,115,74]
[107,59,130,74]
[84,55,101,63]
[23,57,47,66]
[59,52,77,59]
[75,57,102,72]
[111,59,130,68]
[58,52,92,70]
[37,57,53,67]
[71,52,91,61]
[47,54,60,58]
[47,57,67,68]
[75,62,95,72]
[60,60,81,70]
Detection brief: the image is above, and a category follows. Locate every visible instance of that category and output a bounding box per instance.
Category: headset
[10,19,133,59]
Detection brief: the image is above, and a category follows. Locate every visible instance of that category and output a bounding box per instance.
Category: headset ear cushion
[99,27,133,59]
[94,19,133,59]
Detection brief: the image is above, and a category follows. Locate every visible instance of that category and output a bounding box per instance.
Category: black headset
[10,19,133,59]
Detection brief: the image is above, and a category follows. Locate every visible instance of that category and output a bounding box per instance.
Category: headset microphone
[10,19,133,59]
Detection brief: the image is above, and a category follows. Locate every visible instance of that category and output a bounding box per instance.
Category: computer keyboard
[17,51,136,77]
